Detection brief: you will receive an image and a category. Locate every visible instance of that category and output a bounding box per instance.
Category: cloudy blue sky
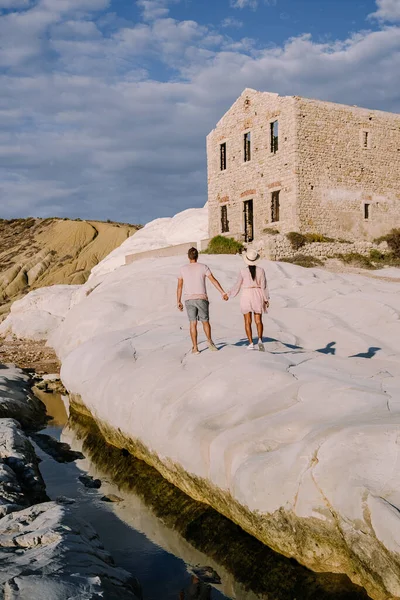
[1,0,399,223]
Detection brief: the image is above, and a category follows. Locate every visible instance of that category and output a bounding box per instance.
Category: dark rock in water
[34,378,67,395]
[0,385,47,431]
[101,494,124,503]
[191,566,221,584]
[56,496,76,505]
[79,474,101,489]
[0,419,49,516]
[31,433,84,463]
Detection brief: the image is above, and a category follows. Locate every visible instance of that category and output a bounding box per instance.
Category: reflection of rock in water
[32,388,68,427]
[69,410,369,600]
[30,432,84,463]
[191,566,221,584]
[78,473,102,488]
[180,575,212,600]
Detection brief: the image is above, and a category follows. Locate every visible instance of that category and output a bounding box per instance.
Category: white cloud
[0,0,31,7]
[231,0,258,9]
[221,16,243,28]
[39,0,111,13]
[230,0,276,8]
[0,0,399,222]
[370,0,400,22]
[137,0,181,21]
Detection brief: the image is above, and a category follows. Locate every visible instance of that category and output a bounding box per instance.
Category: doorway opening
[243,200,254,243]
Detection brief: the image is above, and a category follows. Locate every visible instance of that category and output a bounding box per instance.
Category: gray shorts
[185,299,209,322]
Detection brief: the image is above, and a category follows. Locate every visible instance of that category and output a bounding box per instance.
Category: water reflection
[62,408,369,600]
[33,387,370,600]
[180,575,211,600]
[33,386,68,427]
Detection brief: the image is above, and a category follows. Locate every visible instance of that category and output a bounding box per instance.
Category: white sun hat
[243,248,261,265]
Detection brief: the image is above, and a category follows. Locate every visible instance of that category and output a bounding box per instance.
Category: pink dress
[229,266,270,315]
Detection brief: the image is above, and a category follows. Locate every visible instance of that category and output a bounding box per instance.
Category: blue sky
[0,0,399,223]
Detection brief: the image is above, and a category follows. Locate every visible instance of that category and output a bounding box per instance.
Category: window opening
[362,131,369,149]
[270,120,279,154]
[220,143,227,171]
[244,132,251,162]
[364,203,370,220]
[271,191,280,223]
[221,205,229,233]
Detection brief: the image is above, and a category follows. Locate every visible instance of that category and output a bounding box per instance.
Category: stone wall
[296,97,400,241]
[207,88,400,245]
[258,234,388,261]
[207,89,298,241]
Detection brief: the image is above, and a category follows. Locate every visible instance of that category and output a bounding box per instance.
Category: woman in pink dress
[228,249,270,351]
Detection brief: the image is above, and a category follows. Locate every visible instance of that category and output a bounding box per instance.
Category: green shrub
[369,249,386,262]
[286,232,306,250]
[202,235,244,255]
[373,235,388,244]
[383,229,400,258]
[287,231,340,249]
[373,229,400,257]
[369,249,400,267]
[281,254,323,268]
[335,252,374,269]
[304,233,335,243]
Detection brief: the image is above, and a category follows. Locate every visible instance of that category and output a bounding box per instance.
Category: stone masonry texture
[207,89,400,247]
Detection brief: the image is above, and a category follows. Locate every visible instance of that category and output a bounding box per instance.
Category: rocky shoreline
[68,407,371,600]
[0,363,141,600]
[0,337,60,375]
[2,247,400,600]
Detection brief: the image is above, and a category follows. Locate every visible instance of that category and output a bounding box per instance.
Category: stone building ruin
[207,89,400,246]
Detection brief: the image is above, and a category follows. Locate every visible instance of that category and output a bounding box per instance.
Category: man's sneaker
[191,348,201,355]
[208,342,218,351]
[258,341,265,352]
[247,343,255,350]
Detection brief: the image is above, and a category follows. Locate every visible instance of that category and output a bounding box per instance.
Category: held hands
[177,302,183,311]
[222,293,229,301]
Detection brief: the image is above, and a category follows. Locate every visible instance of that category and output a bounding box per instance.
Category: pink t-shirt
[179,263,211,300]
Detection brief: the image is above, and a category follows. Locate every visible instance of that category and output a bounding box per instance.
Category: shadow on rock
[69,410,370,600]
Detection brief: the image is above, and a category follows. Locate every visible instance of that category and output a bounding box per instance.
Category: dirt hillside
[0,217,139,320]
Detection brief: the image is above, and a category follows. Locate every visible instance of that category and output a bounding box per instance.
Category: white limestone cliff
[1,211,400,599]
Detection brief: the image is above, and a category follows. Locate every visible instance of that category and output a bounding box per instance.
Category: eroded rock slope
[0,217,139,320]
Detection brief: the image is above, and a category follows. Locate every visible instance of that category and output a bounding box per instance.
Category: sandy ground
[0,336,59,374]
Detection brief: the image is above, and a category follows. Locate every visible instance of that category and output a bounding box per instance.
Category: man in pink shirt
[177,247,228,355]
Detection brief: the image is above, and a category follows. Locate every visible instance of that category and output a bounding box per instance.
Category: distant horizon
[0,0,399,223]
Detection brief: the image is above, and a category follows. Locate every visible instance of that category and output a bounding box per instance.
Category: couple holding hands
[177,246,270,355]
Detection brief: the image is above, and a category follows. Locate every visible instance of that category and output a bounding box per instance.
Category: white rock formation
[2,241,400,598]
[0,501,141,599]
[89,204,208,279]
[0,285,79,341]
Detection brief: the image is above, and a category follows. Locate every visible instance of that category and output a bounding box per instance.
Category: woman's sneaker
[247,343,255,350]
[258,340,265,352]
